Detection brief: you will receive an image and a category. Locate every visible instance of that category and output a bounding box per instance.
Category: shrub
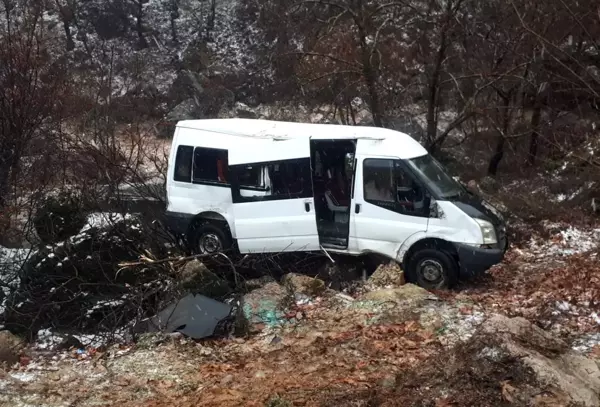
[33,190,87,244]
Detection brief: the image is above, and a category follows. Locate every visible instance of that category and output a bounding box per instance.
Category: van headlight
[475,219,497,244]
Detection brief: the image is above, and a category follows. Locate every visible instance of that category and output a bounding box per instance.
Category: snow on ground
[573,332,600,353]
[0,246,32,320]
[36,326,130,350]
[35,329,66,350]
[526,222,600,258]
[79,212,135,233]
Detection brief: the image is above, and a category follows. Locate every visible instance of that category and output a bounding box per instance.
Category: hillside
[1,0,600,405]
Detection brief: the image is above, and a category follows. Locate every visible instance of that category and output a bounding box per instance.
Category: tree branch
[283,51,362,68]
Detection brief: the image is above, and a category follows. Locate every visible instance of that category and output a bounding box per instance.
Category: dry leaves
[501,380,517,403]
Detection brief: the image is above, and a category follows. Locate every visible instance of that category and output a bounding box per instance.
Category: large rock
[478,315,600,406]
[241,282,289,329]
[393,315,600,405]
[359,284,435,305]
[243,275,277,292]
[316,261,362,291]
[234,102,258,119]
[166,98,200,122]
[367,261,405,289]
[281,273,326,297]
[0,330,24,365]
[181,40,212,72]
[178,260,231,299]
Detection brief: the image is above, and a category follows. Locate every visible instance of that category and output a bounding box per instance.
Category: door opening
[309,139,357,249]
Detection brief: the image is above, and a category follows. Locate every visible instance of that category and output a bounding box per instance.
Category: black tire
[405,249,459,290]
[189,220,233,255]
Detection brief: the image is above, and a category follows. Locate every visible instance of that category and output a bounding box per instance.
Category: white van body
[166,118,507,288]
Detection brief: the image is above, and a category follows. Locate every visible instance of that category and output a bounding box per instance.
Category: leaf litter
[1,222,600,406]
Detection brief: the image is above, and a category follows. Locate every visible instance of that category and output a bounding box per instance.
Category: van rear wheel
[406,249,458,290]
[190,221,232,255]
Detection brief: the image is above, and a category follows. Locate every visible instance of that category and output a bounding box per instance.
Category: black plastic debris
[135,294,233,339]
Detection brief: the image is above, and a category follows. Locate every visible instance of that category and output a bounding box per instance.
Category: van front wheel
[190,221,232,255]
[406,249,458,290]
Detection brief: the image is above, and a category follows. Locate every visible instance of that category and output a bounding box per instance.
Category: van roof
[176,118,428,159]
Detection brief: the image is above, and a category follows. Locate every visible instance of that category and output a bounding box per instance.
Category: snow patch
[85,299,126,316]
[527,224,600,257]
[572,332,600,354]
[0,246,32,319]
[35,327,129,350]
[9,372,37,383]
[79,212,134,233]
[36,329,65,350]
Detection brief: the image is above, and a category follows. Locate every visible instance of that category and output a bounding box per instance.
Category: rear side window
[174,145,193,182]
[193,147,228,184]
[230,158,312,203]
[267,161,304,196]
[238,164,263,188]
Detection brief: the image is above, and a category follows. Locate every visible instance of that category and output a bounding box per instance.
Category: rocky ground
[1,219,600,406]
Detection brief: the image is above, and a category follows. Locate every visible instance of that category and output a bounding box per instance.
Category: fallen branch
[117,252,217,268]
[118,251,240,287]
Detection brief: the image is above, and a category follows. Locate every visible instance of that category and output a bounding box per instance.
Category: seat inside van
[310,139,356,249]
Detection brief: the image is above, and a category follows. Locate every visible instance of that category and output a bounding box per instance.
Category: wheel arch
[401,237,459,269]
[187,211,233,240]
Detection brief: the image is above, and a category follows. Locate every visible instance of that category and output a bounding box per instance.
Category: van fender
[396,231,429,262]
[396,232,459,267]
[189,210,236,238]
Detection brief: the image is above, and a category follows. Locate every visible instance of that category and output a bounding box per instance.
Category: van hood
[449,192,504,227]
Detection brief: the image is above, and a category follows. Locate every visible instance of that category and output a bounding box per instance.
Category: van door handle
[355,204,361,214]
[305,202,311,212]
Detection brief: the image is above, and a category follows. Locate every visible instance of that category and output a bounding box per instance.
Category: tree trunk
[488,92,512,176]
[55,1,75,51]
[355,5,382,127]
[169,0,179,44]
[488,137,505,176]
[206,0,216,39]
[62,19,74,51]
[527,104,541,166]
[0,166,10,209]
[425,5,451,151]
[0,148,18,210]
[136,0,148,49]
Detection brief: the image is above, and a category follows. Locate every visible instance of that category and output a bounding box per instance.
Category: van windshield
[406,154,466,200]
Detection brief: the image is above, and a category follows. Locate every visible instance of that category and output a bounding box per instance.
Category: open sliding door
[228,138,320,253]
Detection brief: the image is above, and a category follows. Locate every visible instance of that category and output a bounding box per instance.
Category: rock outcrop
[0,330,24,365]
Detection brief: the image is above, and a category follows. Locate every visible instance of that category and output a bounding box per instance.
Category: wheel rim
[419,259,444,283]
[198,233,222,254]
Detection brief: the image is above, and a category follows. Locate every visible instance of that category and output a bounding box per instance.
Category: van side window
[230,158,312,203]
[193,147,228,184]
[238,165,263,188]
[267,161,304,196]
[174,145,193,182]
[363,158,428,217]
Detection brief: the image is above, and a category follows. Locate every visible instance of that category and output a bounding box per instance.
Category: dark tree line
[249,0,600,174]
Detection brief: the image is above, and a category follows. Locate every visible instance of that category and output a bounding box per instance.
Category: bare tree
[168,0,179,44]
[284,0,415,126]
[53,0,78,51]
[0,0,68,209]
[206,0,216,40]
[128,0,149,49]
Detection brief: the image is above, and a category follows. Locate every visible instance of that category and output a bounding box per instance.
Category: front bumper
[454,243,505,278]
